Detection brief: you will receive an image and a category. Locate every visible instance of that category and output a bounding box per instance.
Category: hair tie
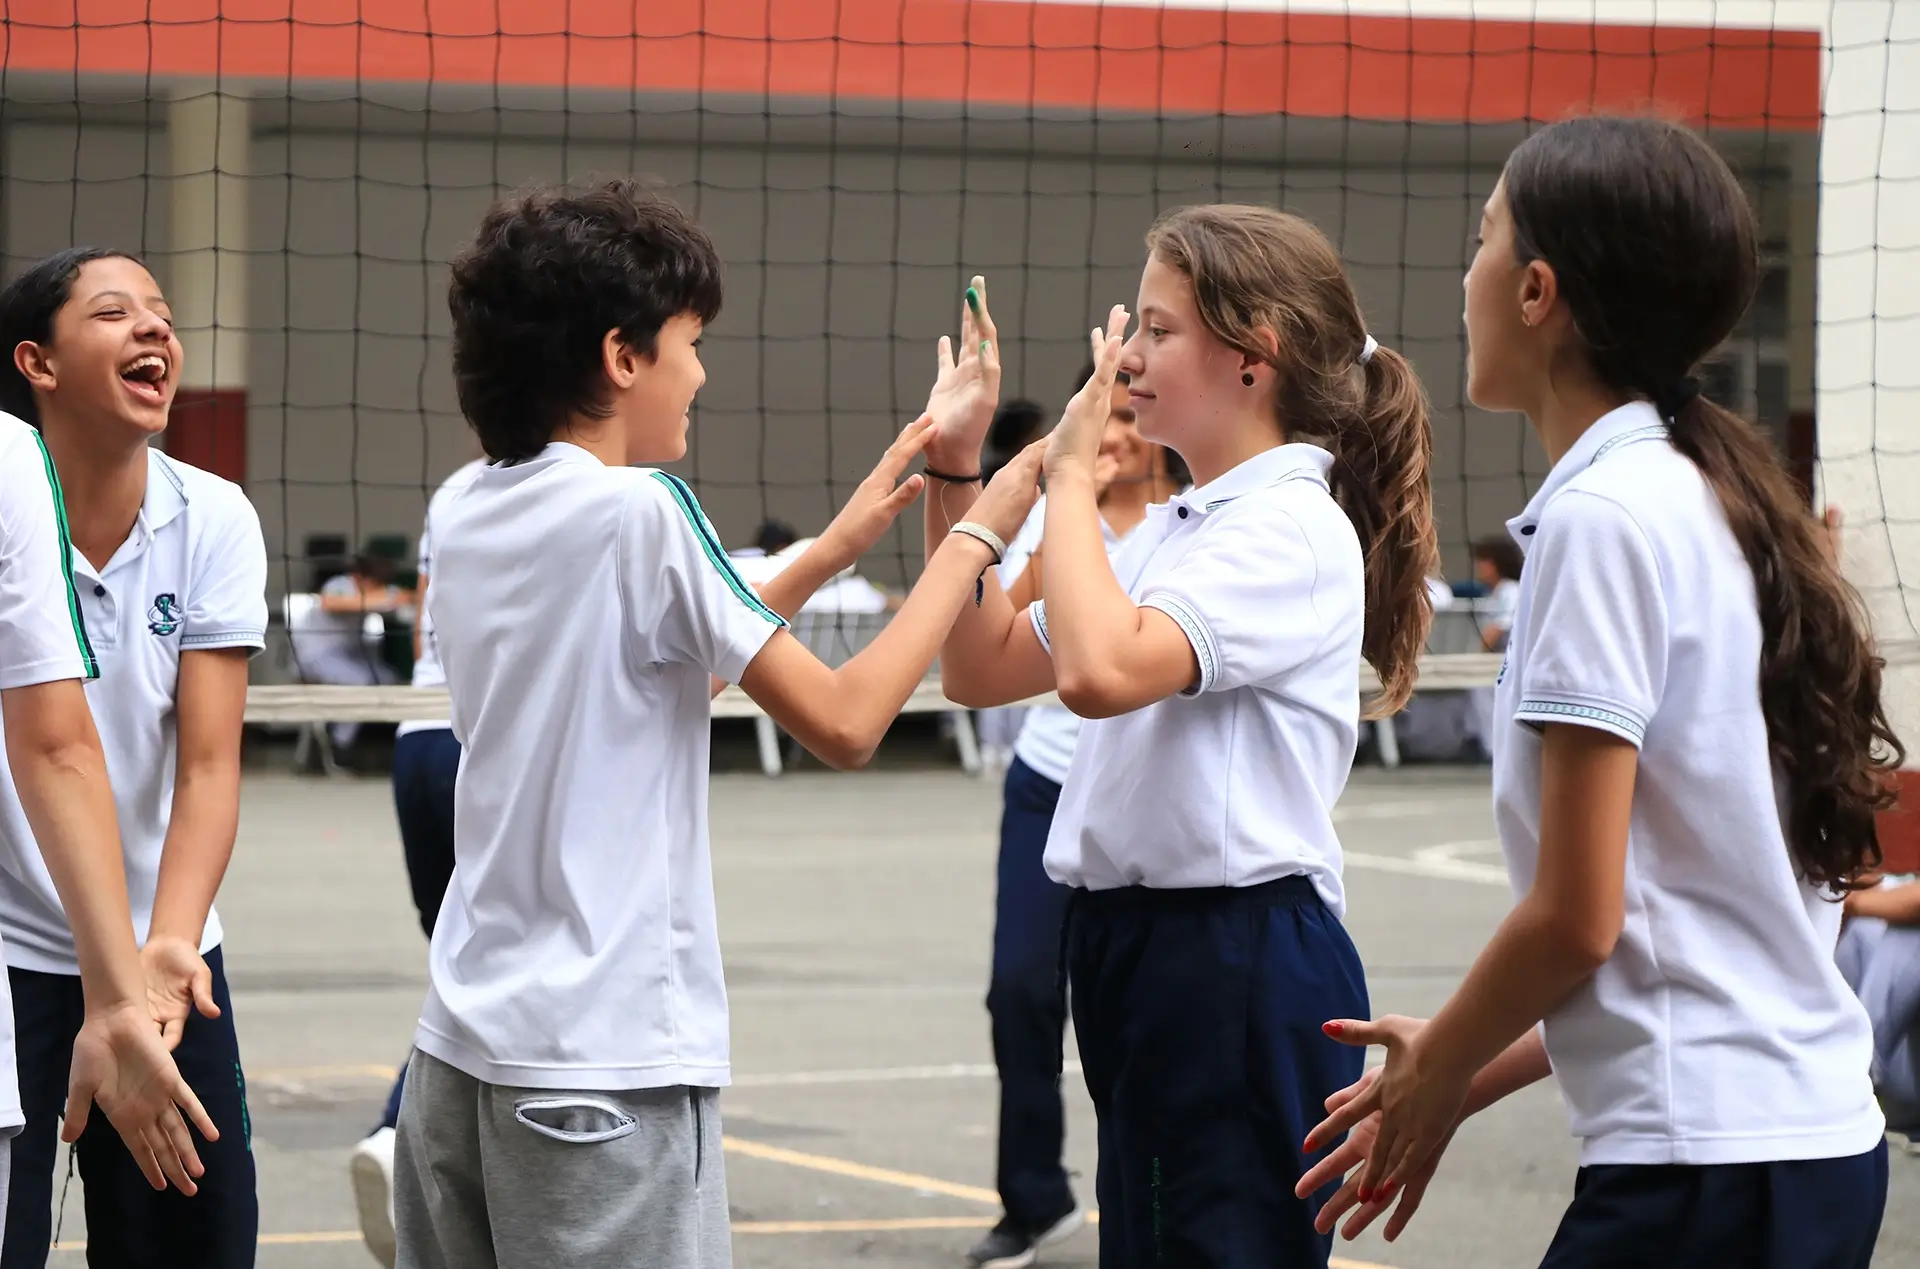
[1653,376,1701,422]
[1358,334,1379,366]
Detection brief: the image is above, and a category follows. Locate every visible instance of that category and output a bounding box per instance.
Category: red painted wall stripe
[0,2,1819,129]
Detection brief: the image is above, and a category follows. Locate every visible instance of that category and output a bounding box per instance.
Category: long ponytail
[1145,204,1438,718]
[1667,394,1901,889]
[1330,344,1437,717]
[1503,114,1901,892]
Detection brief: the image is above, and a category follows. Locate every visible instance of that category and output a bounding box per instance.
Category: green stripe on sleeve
[28,429,98,680]
[648,471,787,627]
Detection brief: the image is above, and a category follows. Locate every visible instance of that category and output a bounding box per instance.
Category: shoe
[966,1204,1087,1269]
[349,1126,397,1267]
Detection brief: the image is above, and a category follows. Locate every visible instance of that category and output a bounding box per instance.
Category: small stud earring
[1242,372,1256,386]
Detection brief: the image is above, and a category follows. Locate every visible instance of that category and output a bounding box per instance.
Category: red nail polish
[1323,1021,1345,1036]
[1358,1187,1372,1202]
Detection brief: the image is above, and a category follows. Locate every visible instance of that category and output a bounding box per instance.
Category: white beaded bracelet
[949,520,1007,564]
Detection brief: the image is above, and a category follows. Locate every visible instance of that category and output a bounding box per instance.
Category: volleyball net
[0,2,1910,738]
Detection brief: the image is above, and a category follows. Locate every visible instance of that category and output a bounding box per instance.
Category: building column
[1818,1,1920,871]
[165,88,250,486]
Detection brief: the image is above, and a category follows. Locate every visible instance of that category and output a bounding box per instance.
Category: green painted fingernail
[966,286,981,313]
[981,340,990,355]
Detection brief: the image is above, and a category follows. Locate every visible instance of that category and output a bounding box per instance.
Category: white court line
[1345,849,1509,887]
[1333,797,1486,823]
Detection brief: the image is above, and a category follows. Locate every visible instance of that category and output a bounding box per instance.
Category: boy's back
[415,441,785,1091]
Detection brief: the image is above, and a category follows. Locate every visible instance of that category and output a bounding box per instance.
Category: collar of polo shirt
[1173,442,1334,517]
[1506,400,1669,554]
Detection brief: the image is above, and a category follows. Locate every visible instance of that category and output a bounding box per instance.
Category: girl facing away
[920,208,1437,1266]
[1303,115,1896,1269]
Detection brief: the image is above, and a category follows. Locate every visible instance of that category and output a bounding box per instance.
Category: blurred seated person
[292,553,408,752]
[1470,534,1524,652]
[731,521,900,616]
[730,518,799,568]
[1837,875,1920,1153]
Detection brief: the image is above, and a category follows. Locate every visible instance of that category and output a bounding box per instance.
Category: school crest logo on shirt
[147,593,182,637]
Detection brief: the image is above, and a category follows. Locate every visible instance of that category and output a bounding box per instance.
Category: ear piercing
[1242,372,1256,386]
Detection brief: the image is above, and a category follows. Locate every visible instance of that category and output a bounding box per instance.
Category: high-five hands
[817,414,936,569]
[1045,307,1129,480]
[966,440,1049,546]
[924,276,1002,473]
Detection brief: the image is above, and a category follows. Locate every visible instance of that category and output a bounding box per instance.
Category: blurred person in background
[967,361,1185,1269]
[975,399,1054,769]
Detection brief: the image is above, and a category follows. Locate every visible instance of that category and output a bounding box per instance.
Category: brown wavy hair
[1146,205,1438,716]
[1504,115,1901,892]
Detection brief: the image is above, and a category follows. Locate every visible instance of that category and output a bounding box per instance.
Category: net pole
[1817,0,1920,869]
[164,84,252,485]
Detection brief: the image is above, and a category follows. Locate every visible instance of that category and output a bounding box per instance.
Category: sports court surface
[37,756,1920,1268]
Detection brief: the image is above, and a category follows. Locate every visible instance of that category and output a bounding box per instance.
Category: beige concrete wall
[7,116,1666,596]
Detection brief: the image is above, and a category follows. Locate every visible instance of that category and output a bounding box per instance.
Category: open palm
[923,275,1001,469]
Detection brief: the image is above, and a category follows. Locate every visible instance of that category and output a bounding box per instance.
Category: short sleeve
[622,472,788,682]
[1512,491,1667,747]
[0,426,96,688]
[183,485,269,654]
[1137,506,1325,695]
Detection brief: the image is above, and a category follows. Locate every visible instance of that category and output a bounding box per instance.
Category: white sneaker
[349,1126,397,1267]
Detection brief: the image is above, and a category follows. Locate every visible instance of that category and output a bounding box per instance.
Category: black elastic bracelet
[924,465,982,484]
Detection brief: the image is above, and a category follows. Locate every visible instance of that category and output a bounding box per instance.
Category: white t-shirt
[0,413,102,1131]
[415,443,787,1091]
[0,448,266,974]
[396,459,488,737]
[1001,496,1120,787]
[1492,400,1883,1166]
[1036,445,1364,914]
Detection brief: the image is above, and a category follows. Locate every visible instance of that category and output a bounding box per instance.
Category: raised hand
[1303,1014,1469,1216]
[1045,306,1128,479]
[816,415,935,570]
[923,276,1002,472]
[966,439,1048,547]
[65,1000,218,1193]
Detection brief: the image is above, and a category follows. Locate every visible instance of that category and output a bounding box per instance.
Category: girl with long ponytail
[1303,115,1896,1269]
[920,204,1438,1265]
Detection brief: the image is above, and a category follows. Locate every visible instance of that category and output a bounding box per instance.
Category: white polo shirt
[415,443,787,1091]
[396,458,488,737]
[0,415,95,693]
[1002,496,1121,787]
[0,448,266,974]
[1492,400,1883,1166]
[1037,445,1364,914]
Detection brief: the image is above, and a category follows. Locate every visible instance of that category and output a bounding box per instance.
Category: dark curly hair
[447,180,723,462]
[1504,115,1901,893]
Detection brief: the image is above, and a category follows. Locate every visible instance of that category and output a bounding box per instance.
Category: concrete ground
[33,749,1920,1268]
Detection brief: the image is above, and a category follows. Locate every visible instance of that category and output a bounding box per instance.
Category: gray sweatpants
[392,1050,731,1269]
